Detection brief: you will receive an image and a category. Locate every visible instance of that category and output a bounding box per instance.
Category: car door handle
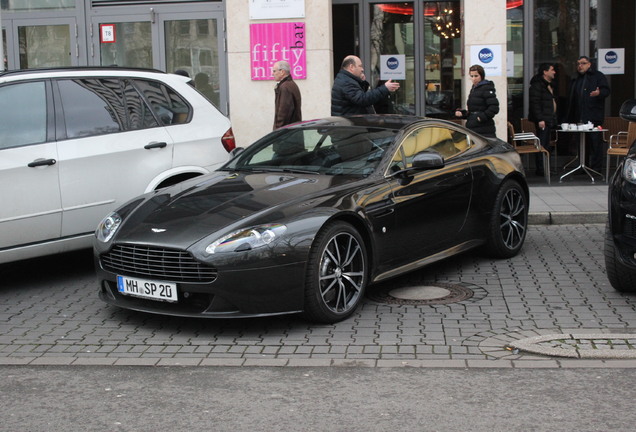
[28,158,56,167]
[144,141,167,149]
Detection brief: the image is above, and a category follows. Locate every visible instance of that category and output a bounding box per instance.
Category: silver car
[0,67,234,264]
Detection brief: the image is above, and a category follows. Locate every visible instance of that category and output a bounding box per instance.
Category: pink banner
[250,22,306,81]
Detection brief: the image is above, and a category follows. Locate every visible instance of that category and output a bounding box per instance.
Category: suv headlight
[95,212,122,243]
[624,158,636,184]
[206,224,287,254]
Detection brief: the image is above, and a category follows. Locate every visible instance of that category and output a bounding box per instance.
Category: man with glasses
[566,55,610,173]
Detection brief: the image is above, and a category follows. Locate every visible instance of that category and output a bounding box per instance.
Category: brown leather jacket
[274,75,302,129]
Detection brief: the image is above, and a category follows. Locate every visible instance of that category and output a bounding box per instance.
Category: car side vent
[101,244,217,283]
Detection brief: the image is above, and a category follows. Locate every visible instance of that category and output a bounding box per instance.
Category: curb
[528,211,606,225]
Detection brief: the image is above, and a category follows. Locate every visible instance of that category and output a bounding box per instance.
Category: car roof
[0,66,185,84]
[285,115,459,131]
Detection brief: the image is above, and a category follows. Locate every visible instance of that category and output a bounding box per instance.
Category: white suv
[0,67,235,264]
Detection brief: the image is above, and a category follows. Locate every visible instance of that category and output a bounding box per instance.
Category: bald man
[331,55,399,116]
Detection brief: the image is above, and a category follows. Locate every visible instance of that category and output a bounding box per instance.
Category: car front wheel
[604,221,636,292]
[484,179,528,258]
[303,221,367,323]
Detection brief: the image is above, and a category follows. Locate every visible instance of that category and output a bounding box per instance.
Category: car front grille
[101,244,217,283]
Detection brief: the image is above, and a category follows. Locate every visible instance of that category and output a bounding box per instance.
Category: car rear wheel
[303,221,367,323]
[604,221,636,292]
[484,179,528,258]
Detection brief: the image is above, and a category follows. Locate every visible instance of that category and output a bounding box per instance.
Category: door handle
[144,141,167,150]
[28,158,56,167]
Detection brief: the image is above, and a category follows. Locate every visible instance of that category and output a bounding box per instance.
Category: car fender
[144,166,211,192]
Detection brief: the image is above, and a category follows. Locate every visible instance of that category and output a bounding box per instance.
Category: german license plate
[117,275,178,302]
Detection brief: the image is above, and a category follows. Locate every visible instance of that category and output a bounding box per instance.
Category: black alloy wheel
[484,179,528,258]
[303,221,367,323]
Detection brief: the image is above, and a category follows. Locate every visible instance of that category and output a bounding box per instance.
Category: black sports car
[605,100,636,291]
[94,115,529,323]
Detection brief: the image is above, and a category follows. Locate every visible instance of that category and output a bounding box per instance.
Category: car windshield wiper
[221,166,269,173]
[264,167,318,175]
[222,166,317,175]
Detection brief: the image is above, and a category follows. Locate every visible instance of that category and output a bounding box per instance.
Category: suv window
[0,81,47,149]
[57,77,162,139]
[58,78,126,138]
[133,79,190,125]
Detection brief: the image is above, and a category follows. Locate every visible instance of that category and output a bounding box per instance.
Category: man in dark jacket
[331,55,399,116]
[529,63,557,175]
[566,55,610,172]
[273,61,302,129]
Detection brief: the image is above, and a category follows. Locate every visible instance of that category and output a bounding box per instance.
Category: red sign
[100,24,116,43]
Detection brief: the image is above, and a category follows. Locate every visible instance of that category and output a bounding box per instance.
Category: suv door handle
[144,141,167,149]
[28,158,56,167]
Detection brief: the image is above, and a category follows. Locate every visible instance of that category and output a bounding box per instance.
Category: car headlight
[206,224,287,254]
[95,212,122,243]
[624,158,636,184]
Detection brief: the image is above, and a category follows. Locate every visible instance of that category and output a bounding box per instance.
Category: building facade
[1,0,633,145]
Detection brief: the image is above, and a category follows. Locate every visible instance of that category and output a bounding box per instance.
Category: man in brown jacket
[272,61,302,129]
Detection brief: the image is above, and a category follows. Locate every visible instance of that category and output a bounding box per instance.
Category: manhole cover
[367,282,475,305]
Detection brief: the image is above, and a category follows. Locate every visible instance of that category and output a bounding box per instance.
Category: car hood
[114,171,364,248]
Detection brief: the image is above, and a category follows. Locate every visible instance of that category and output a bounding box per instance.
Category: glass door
[421,1,462,119]
[368,3,415,115]
[363,1,460,118]
[5,18,78,68]
[91,15,154,68]
[160,13,226,111]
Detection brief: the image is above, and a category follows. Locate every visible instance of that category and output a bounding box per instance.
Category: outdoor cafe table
[558,127,606,183]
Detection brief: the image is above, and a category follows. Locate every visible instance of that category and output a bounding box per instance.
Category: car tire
[604,221,636,292]
[483,179,528,258]
[302,221,367,323]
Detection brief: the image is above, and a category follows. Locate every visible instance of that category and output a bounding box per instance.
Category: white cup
[570,124,577,130]
[561,123,569,130]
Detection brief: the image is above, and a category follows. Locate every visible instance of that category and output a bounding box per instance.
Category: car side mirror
[389,151,445,186]
[412,151,445,170]
[620,99,636,122]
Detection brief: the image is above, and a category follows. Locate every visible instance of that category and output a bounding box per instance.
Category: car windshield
[221,126,398,176]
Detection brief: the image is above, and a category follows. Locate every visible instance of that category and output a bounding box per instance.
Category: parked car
[605,99,636,291]
[94,115,529,323]
[0,67,234,264]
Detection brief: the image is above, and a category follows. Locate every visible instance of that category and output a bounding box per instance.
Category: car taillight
[221,128,236,153]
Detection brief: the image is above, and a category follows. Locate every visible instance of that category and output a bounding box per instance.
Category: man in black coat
[566,55,610,172]
[529,63,557,176]
[331,55,399,116]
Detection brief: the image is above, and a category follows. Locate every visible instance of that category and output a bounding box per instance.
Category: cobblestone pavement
[2,223,636,368]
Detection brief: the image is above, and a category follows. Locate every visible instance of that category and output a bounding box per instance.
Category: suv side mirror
[619,99,636,122]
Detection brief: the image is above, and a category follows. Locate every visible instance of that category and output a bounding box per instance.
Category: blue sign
[386,57,399,70]
[478,48,494,64]
[605,50,618,64]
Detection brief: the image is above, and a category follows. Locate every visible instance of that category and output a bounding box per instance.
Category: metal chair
[521,117,558,173]
[606,121,636,180]
[508,122,550,184]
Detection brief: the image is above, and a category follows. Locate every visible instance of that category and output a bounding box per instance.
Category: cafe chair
[521,118,558,173]
[508,122,550,184]
[606,121,636,180]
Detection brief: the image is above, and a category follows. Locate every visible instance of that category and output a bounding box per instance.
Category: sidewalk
[527,178,608,225]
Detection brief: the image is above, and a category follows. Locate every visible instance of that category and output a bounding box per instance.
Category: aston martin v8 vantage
[94,115,529,323]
